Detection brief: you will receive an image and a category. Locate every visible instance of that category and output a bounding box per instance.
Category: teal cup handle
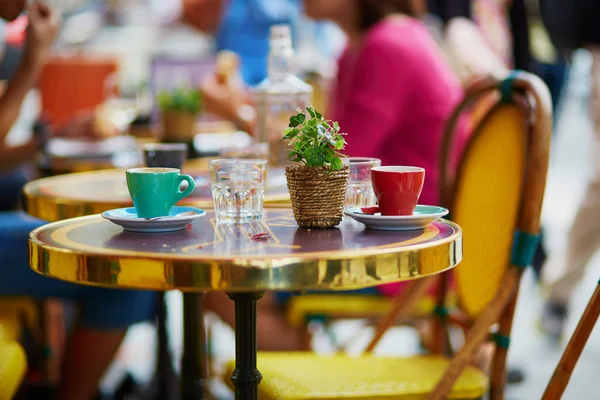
[173,174,195,204]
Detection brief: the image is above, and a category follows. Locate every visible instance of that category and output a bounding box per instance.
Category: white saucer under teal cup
[102,206,206,233]
[344,205,449,231]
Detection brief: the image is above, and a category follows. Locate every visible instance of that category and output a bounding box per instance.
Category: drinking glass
[209,159,267,223]
[344,157,381,209]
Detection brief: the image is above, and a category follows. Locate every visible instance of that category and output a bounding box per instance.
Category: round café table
[23,167,290,222]
[22,166,288,399]
[29,208,462,400]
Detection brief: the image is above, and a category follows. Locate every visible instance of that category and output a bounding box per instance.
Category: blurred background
[1,0,600,399]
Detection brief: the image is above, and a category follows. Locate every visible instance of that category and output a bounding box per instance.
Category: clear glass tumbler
[344,157,381,209]
[209,159,267,223]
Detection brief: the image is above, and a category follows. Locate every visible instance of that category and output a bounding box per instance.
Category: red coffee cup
[371,166,425,216]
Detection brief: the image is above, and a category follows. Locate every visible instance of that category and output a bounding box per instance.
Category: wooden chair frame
[363,72,552,400]
[289,76,509,355]
[541,281,600,399]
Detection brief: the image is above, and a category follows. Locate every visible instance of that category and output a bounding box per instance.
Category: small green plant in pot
[283,106,349,229]
[157,88,203,141]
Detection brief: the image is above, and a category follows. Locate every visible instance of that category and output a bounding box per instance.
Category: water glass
[209,159,267,223]
[344,157,381,209]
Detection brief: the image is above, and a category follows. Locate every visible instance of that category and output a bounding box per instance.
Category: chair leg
[365,277,431,352]
[490,286,520,400]
[428,268,521,400]
[541,282,600,400]
[431,272,450,355]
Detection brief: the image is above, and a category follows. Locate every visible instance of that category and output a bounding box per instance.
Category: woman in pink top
[202,0,467,350]
[318,0,466,208]
[308,0,467,296]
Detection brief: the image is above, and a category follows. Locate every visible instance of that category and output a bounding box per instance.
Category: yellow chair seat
[226,353,488,399]
[286,294,456,327]
[0,330,27,400]
[0,298,39,342]
[0,316,21,343]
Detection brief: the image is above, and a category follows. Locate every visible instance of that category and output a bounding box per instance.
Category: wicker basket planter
[285,164,349,229]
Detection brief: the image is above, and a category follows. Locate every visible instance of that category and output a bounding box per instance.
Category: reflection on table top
[29,209,462,292]
[23,167,290,222]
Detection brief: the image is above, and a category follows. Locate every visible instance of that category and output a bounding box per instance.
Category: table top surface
[29,209,462,292]
[23,166,290,222]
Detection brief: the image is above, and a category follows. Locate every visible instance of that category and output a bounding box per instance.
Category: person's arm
[0,58,42,143]
[199,71,255,134]
[0,140,40,173]
[181,0,226,34]
[0,3,59,143]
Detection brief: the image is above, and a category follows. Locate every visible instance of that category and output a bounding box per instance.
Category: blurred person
[182,0,301,85]
[181,0,340,86]
[427,0,470,23]
[0,2,156,399]
[0,5,115,211]
[530,0,569,119]
[201,0,469,351]
[524,0,571,281]
[540,0,600,341]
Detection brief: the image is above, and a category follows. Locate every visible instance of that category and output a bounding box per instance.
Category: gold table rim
[28,213,462,291]
[29,214,461,262]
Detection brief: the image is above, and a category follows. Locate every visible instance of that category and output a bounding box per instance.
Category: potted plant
[157,88,203,141]
[283,106,349,229]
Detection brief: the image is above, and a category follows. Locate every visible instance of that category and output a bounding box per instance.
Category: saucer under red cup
[371,166,425,216]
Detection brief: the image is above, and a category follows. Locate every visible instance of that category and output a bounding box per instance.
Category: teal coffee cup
[126,168,196,218]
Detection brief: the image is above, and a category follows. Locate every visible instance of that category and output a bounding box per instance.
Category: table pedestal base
[228,292,264,400]
[181,293,206,400]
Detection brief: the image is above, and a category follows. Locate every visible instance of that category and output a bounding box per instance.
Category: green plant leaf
[303,125,317,138]
[283,128,299,140]
[289,117,300,128]
[289,112,305,128]
[305,146,327,167]
[282,106,345,167]
[330,157,342,171]
[323,147,335,158]
[157,88,202,114]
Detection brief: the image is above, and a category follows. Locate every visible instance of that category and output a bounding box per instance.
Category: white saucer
[102,206,206,233]
[345,205,449,231]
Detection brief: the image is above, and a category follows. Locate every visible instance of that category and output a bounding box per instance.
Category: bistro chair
[39,55,118,127]
[0,298,61,393]
[0,324,27,400]
[281,74,507,353]
[225,71,552,399]
[541,281,600,399]
[0,298,37,344]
